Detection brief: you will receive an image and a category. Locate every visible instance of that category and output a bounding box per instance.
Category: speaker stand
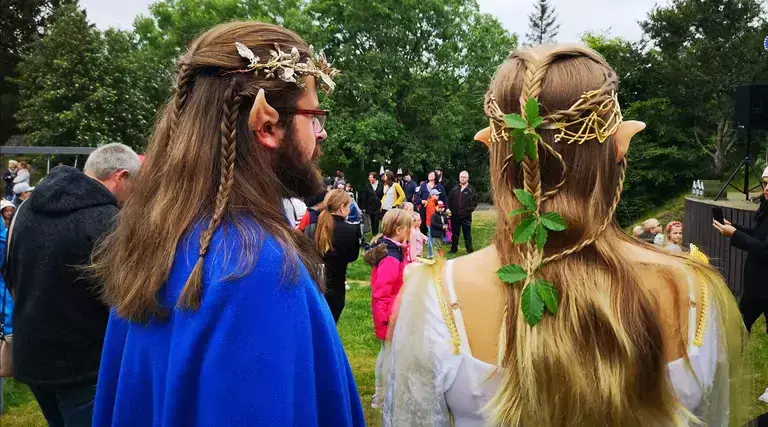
[715,127,764,201]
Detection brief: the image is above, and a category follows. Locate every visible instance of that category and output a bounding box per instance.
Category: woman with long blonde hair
[383,44,747,426]
[315,189,362,322]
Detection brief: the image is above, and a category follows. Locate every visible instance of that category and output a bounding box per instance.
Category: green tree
[15,4,152,149]
[0,0,72,144]
[583,33,706,224]
[618,98,705,225]
[307,0,516,190]
[641,0,768,176]
[526,0,559,45]
[131,0,312,112]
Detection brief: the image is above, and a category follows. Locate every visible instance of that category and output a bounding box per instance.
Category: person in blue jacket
[88,22,364,427]
[413,171,446,234]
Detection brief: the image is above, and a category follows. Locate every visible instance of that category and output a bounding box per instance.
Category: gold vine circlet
[488,89,623,146]
[232,42,340,94]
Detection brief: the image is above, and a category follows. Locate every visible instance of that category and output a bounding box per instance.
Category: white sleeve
[382,263,460,427]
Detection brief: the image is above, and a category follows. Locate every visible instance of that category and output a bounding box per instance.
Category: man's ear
[614,120,646,161]
[113,169,129,182]
[249,89,282,149]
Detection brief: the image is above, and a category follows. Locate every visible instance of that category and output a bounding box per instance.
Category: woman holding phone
[714,166,768,333]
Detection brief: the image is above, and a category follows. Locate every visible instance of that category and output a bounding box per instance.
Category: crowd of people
[632,217,685,252]
[0,20,760,427]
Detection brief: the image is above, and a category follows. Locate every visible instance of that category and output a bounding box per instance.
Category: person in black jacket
[315,189,362,322]
[448,170,478,254]
[359,171,384,235]
[403,173,418,204]
[435,167,453,196]
[714,169,768,332]
[5,143,140,426]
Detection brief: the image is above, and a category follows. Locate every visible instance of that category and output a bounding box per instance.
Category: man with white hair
[4,143,139,426]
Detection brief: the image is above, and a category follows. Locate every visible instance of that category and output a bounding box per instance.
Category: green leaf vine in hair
[494,97,569,326]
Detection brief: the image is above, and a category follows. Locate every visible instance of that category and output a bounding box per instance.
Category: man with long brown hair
[90,22,364,426]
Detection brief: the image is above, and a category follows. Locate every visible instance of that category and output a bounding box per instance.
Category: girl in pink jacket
[364,208,411,408]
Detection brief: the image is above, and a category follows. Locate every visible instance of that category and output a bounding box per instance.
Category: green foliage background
[4,0,768,224]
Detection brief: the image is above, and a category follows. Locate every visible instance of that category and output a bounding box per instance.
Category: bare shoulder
[449,246,507,364]
[450,246,504,294]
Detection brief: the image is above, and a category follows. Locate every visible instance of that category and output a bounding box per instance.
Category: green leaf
[535,222,548,251]
[521,282,545,326]
[513,215,537,243]
[536,279,559,314]
[508,208,530,217]
[503,113,527,129]
[513,135,527,162]
[514,189,536,210]
[540,211,567,231]
[529,117,544,129]
[497,264,527,285]
[526,137,538,161]
[525,98,540,122]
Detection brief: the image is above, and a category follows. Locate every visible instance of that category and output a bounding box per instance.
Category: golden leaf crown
[488,88,623,146]
[232,42,341,94]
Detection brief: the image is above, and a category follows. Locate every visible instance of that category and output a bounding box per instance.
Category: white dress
[383,260,727,426]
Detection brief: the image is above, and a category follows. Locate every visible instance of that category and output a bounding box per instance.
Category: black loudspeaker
[734,84,768,130]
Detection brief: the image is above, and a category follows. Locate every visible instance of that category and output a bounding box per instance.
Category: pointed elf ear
[249,89,282,149]
[474,127,491,147]
[613,120,646,161]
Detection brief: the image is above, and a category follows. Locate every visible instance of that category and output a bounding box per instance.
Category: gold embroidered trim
[688,244,710,347]
[432,267,461,355]
[693,272,710,347]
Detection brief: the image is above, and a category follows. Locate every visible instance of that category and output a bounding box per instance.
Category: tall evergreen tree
[0,0,72,144]
[15,4,153,149]
[526,0,560,45]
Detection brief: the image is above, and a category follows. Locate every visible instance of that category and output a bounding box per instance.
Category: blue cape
[93,222,364,426]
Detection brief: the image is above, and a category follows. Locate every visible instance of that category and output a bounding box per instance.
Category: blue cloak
[93,223,365,426]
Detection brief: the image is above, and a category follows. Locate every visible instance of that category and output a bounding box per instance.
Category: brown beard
[273,125,324,199]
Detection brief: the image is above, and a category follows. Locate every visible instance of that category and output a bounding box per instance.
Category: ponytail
[315,209,335,254]
[314,189,352,255]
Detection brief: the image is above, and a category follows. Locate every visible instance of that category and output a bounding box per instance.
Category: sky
[80,0,662,43]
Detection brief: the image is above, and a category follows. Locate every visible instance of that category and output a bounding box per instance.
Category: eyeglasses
[278,108,329,133]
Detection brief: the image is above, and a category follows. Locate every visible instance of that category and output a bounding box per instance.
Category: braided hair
[92,21,324,321]
[483,45,685,426]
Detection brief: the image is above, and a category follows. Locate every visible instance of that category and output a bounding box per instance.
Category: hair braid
[543,158,627,264]
[169,64,194,141]
[178,79,243,310]
[544,69,618,123]
[517,53,556,275]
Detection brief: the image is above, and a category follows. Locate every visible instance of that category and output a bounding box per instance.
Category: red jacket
[365,238,405,340]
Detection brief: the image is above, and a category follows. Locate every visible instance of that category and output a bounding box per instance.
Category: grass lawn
[4,210,768,425]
